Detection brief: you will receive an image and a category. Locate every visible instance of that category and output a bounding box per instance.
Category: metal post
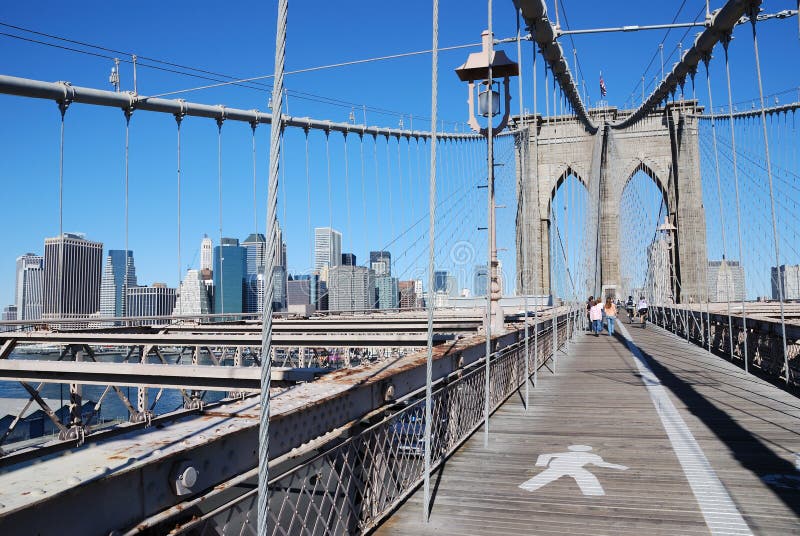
[552,313,557,374]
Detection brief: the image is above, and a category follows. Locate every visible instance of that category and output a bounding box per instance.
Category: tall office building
[771,264,800,300]
[42,233,103,319]
[245,267,288,314]
[445,275,459,298]
[99,250,138,318]
[369,251,391,276]
[414,280,424,307]
[1,305,16,332]
[645,239,671,304]
[200,235,213,272]
[291,274,323,310]
[434,271,448,293]
[15,253,44,321]
[314,227,342,270]
[242,233,266,275]
[399,280,417,309]
[342,253,357,266]
[376,275,399,309]
[707,259,746,302]
[328,266,375,312]
[473,264,488,297]
[173,269,211,316]
[127,283,176,324]
[214,238,247,315]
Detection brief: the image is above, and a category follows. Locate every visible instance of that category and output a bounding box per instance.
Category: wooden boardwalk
[375,319,800,535]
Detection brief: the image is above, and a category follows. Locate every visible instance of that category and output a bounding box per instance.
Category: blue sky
[0,1,798,307]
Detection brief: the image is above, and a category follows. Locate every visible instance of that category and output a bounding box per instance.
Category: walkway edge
[616,322,753,536]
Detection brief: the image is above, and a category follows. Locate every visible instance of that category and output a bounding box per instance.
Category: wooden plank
[376,322,800,535]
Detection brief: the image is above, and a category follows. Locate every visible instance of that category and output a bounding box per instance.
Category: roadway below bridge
[377,315,800,535]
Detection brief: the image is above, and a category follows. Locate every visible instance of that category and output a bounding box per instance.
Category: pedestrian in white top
[589,300,603,337]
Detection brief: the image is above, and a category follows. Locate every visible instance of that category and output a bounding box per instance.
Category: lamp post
[455,30,519,334]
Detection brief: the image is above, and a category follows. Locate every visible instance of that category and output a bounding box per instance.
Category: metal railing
[648,304,799,389]
[164,308,579,535]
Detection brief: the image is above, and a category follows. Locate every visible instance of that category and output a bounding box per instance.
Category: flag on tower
[600,73,607,97]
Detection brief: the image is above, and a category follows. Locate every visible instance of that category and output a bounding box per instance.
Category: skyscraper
[473,264,488,297]
[172,269,211,316]
[328,265,375,312]
[771,264,800,300]
[127,283,176,325]
[242,233,266,275]
[399,280,417,309]
[43,233,103,320]
[369,251,391,276]
[434,270,448,292]
[99,250,137,319]
[214,238,247,315]
[341,253,357,266]
[707,259,745,302]
[291,274,322,310]
[376,275,399,309]
[200,235,213,272]
[1,305,17,332]
[314,227,342,270]
[15,253,43,321]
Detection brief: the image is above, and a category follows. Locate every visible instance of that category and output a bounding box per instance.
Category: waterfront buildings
[341,253,357,267]
[172,269,211,316]
[434,270,448,292]
[369,251,391,276]
[99,250,137,319]
[707,259,746,302]
[42,233,103,320]
[200,235,213,272]
[771,264,800,300]
[399,280,417,309]
[15,253,43,321]
[127,283,176,324]
[328,265,375,312]
[314,227,342,271]
[213,238,246,315]
[376,275,399,310]
[473,264,488,297]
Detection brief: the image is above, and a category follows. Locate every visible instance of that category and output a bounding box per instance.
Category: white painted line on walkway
[617,323,752,536]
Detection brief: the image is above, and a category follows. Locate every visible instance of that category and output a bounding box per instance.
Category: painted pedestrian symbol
[519,445,628,496]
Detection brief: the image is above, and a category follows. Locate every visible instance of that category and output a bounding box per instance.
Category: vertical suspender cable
[176,110,183,316]
[704,59,735,357]
[57,92,70,325]
[260,0,287,532]
[123,107,131,320]
[217,118,225,315]
[344,134,352,255]
[422,0,438,521]
[749,13,790,384]
[252,121,258,235]
[516,8,530,410]
[722,39,749,374]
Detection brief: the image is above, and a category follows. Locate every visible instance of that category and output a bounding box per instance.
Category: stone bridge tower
[516,100,708,303]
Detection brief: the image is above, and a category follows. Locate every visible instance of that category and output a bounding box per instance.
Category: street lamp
[455,30,518,334]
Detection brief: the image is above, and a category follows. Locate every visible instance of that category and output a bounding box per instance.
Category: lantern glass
[478,84,501,117]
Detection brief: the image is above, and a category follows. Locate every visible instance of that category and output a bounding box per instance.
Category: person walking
[603,297,617,336]
[637,296,649,328]
[589,299,603,336]
[585,296,594,331]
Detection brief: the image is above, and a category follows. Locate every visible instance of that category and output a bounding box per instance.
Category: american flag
[600,74,607,97]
